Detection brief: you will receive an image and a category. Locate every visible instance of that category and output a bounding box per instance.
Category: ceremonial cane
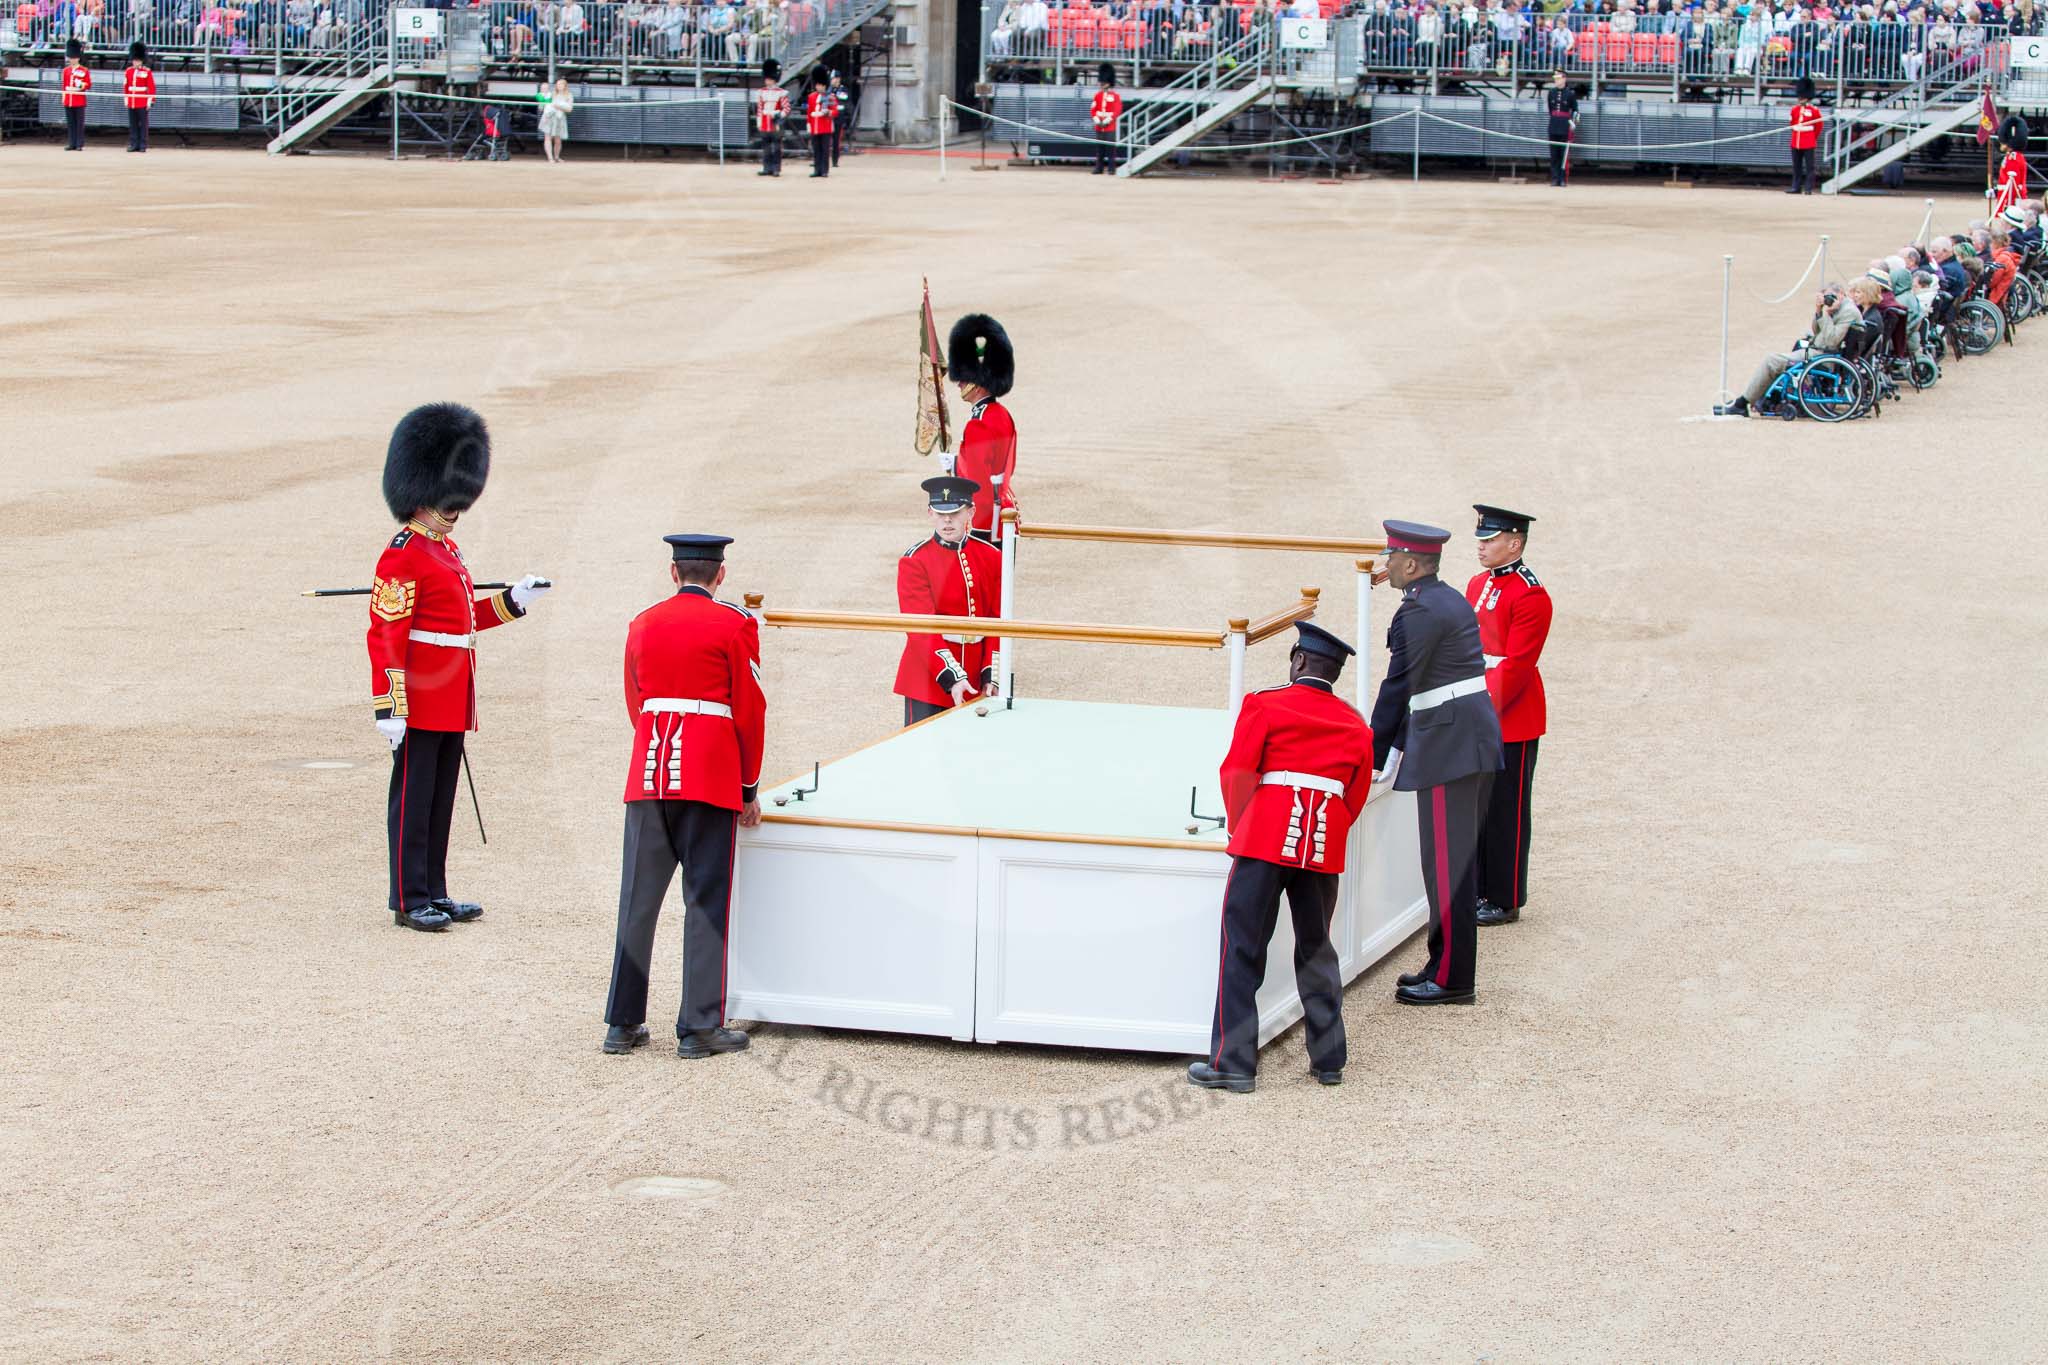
[462,749,488,845]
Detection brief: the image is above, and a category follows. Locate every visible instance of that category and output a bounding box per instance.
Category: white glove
[375,717,407,750]
[949,680,973,708]
[510,573,551,612]
[1373,748,1403,786]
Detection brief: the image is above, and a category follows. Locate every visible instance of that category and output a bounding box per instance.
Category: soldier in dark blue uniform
[1369,520,1504,1005]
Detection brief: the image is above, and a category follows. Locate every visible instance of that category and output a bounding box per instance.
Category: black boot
[603,1024,651,1054]
[676,1028,751,1058]
[1476,899,1521,926]
[1186,1061,1255,1093]
[393,904,452,932]
[429,897,483,922]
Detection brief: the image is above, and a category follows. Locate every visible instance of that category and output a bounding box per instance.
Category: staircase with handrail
[1115,24,1276,178]
[1821,45,2006,194]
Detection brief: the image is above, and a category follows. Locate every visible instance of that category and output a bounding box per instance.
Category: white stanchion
[1226,623,1248,716]
[1354,560,1373,711]
[998,515,1018,704]
[1719,253,1733,408]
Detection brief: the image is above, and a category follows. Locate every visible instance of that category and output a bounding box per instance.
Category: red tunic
[124,66,156,109]
[1788,102,1822,151]
[62,64,91,108]
[953,397,1018,544]
[806,89,835,135]
[756,84,788,133]
[894,534,1003,709]
[365,523,524,733]
[1090,88,1122,131]
[1219,680,1373,873]
[621,586,766,808]
[1994,149,2029,215]
[1464,561,1552,743]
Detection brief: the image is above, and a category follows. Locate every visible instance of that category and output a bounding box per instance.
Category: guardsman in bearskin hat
[603,534,765,1059]
[805,67,836,178]
[366,404,551,932]
[1993,114,2031,217]
[896,475,1004,725]
[1788,75,1823,196]
[123,41,156,153]
[61,38,91,151]
[1371,520,1503,1005]
[756,57,789,177]
[1190,622,1373,1094]
[1464,506,1552,928]
[945,314,1017,547]
[1090,62,1123,175]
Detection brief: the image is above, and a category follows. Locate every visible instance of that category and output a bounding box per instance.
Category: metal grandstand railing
[1115,21,1270,156]
[265,14,384,134]
[1822,41,2004,185]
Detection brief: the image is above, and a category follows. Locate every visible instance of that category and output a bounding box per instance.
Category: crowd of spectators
[1722,196,2045,416]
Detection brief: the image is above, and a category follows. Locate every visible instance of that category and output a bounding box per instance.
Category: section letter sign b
[394,6,444,38]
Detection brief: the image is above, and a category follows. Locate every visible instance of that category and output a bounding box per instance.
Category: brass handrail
[1245,588,1321,645]
[743,597,1223,650]
[1002,511,1384,558]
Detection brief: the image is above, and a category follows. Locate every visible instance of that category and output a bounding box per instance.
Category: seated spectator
[1721,282,1865,416]
[310,4,333,45]
[284,0,311,45]
[1984,227,2020,306]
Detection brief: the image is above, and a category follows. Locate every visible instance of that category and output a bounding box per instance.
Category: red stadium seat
[1073,13,1099,48]
[1049,9,1071,45]
[1631,33,1655,65]
[1656,33,1678,65]
[1604,32,1630,64]
[1122,18,1143,50]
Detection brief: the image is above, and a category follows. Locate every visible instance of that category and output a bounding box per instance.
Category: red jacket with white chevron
[1220,679,1374,874]
[1464,560,1552,743]
[621,586,767,808]
[894,533,1003,709]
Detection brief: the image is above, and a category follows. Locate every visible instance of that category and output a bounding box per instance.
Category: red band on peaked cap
[1383,521,1451,555]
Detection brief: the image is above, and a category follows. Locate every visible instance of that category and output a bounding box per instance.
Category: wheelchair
[1755,329,1878,423]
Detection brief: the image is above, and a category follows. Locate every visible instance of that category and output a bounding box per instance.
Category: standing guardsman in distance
[896,476,1003,725]
[1189,623,1374,1095]
[756,58,788,177]
[829,69,850,167]
[60,39,90,151]
[1788,76,1822,196]
[367,404,551,932]
[1464,506,1551,928]
[123,42,155,153]
[806,69,835,178]
[1993,116,2030,217]
[946,313,1017,547]
[1370,520,1503,1005]
[603,534,765,1060]
[1090,62,1123,175]
[1543,68,1577,187]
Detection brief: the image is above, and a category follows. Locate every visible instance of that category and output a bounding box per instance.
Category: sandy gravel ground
[3,144,2043,1362]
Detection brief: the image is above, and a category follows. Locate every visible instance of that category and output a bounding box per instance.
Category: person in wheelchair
[1720,281,1865,418]
[2003,204,2041,258]
[1927,237,1969,358]
[1865,263,1912,370]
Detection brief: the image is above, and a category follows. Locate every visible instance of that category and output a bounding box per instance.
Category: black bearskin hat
[811,66,832,88]
[947,314,1014,398]
[1999,113,2030,152]
[66,37,84,59]
[129,40,147,62]
[1098,62,1116,86]
[382,403,490,522]
[1794,74,1815,101]
[762,57,782,82]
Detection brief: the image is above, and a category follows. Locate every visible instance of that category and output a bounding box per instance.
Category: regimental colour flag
[916,278,952,459]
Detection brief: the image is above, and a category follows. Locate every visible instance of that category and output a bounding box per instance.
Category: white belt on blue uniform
[1260,770,1345,795]
[1409,675,1487,712]
[409,629,475,650]
[642,698,733,719]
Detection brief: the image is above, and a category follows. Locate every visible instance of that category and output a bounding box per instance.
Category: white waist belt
[1484,653,1506,669]
[941,633,986,644]
[642,698,733,718]
[409,629,475,650]
[1409,675,1487,711]
[1261,770,1345,795]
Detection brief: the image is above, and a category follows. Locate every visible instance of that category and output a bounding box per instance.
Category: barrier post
[940,100,947,178]
[1718,252,1733,408]
[1412,104,1419,181]
[1354,558,1374,710]
[1819,232,1829,285]
[390,15,399,160]
[999,512,1018,706]
[1226,619,1249,714]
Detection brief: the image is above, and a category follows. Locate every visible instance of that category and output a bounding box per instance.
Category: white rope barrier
[1742,237,1829,305]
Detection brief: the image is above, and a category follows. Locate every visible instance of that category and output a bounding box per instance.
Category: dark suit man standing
[1369,520,1503,1006]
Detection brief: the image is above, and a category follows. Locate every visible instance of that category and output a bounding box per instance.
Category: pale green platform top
[759,699,1234,848]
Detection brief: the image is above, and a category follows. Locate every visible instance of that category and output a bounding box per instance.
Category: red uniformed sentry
[954,397,1018,543]
[1789,102,1823,150]
[61,63,91,107]
[1090,88,1123,131]
[895,534,1004,708]
[1218,681,1374,875]
[621,587,767,808]
[756,84,788,133]
[1464,564,1552,742]
[1994,148,2029,215]
[806,88,835,135]
[365,523,522,732]
[124,66,156,107]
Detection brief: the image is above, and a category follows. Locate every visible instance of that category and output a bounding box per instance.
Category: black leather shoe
[603,1024,650,1054]
[676,1027,750,1058]
[393,904,452,932]
[429,897,483,923]
[1475,899,1520,927]
[1396,981,1476,1005]
[1397,970,1428,987]
[1186,1061,1255,1093]
[1309,1067,1342,1086]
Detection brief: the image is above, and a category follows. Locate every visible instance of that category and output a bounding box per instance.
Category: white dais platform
[728,698,1426,1056]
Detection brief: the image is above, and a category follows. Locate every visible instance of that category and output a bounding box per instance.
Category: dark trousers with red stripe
[387,727,464,913]
[1477,737,1539,911]
[606,798,738,1037]
[1208,857,1345,1078]
[1416,771,1492,991]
